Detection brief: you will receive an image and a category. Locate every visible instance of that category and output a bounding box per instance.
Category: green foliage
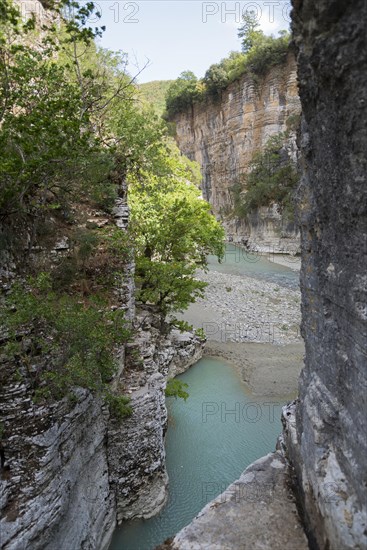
[165,30,290,116]
[51,228,100,291]
[50,225,131,294]
[0,0,224,415]
[139,80,174,116]
[100,225,132,260]
[129,138,225,315]
[105,393,132,419]
[0,0,141,256]
[1,273,131,410]
[230,132,299,220]
[165,378,189,401]
[165,71,202,118]
[204,64,229,97]
[237,11,263,53]
[170,319,205,340]
[0,47,92,215]
[73,228,99,264]
[0,0,123,253]
[171,319,193,332]
[194,327,205,340]
[135,250,207,315]
[244,31,290,77]
[105,95,224,318]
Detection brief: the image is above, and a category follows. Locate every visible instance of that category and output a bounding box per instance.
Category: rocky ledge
[163,451,308,550]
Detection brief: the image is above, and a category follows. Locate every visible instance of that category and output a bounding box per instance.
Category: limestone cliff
[0,318,203,550]
[283,0,367,548]
[172,53,301,253]
[107,313,204,525]
[0,192,131,549]
[0,2,205,546]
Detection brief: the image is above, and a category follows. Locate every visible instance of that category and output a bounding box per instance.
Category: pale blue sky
[95,1,292,82]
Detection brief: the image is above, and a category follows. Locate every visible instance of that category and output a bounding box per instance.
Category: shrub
[105,394,132,419]
[1,273,131,415]
[230,132,299,220]
[195,327,206,340]
[165,378,189,401]
[245,32,290,76]
[171,319,194,333]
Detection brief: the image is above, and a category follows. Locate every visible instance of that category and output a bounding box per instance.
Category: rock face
[112,197,135,324]
[0,169,204,549]
[108,312,205,523]
[165,3,367,549]
[0,378,115,550]
[283,1,367,548]
[172,53,301,252]
[0,194,131,548]
[168,451,308,550]
[0,320,203,550]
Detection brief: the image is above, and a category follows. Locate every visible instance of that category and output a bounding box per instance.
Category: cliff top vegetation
[165,12,291,118]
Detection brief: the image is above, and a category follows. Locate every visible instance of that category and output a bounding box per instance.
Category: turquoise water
[109,247,298,549]
[109,358,286,550]
[208,244,300,289]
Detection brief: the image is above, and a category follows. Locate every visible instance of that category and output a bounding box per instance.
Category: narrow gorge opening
[1,1,365,550]
[110,245,303,549]
[110,357,286,550]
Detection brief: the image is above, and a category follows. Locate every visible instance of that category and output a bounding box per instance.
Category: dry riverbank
[267,253,301,272]
[204,341,303,397]
[180,268,304,397]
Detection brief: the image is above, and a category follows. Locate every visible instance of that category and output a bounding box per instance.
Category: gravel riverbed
[180,268,304,397]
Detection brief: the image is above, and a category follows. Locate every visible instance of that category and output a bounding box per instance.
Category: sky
[95,1,292,83]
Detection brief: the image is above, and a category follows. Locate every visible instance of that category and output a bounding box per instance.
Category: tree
[237,11,264,53]
[0,0,224,411]
[0,0,115,252]
[165,379,189,401]
[127,133,225,316]
[204,63,229,96]
[165,71,200,116]
[0,0,134,414]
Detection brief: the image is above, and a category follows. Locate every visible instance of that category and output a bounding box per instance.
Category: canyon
[0,201,205,549]
[1,0,366,549]
[172,52,301,254]
[167,1,367,549]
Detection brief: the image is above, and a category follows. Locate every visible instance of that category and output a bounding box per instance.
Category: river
[207,244,300,290]
[109,246,300,550]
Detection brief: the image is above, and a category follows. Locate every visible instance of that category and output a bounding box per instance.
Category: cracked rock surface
[166,452,308,550]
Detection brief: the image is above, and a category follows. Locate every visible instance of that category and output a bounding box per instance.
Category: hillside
[138,80,173,115]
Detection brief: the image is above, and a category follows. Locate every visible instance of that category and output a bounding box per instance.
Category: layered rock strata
[0,382,114,550]
[108,312,204,523]
[172,53,301,252]
[0,179,204,549]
